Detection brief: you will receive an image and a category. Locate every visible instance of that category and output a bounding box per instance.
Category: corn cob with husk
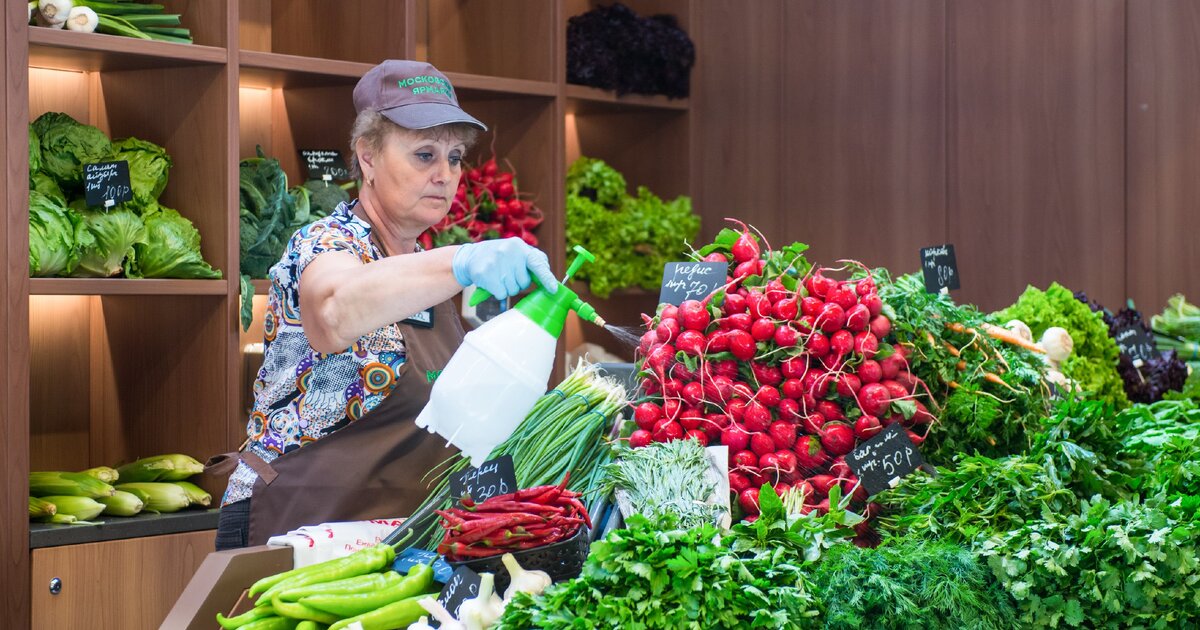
[116,454,204,482]
[80,466,119,483]
[40,496,105,521]
[173,481,212,507]
[115,482,190,513]
[98,490,144,516]
[29,471,114,498]
[29,497,56,520]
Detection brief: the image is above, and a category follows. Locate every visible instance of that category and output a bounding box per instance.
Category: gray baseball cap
[353,60,487,132]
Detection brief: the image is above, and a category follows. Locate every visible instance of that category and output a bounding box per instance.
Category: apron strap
[203,452,240,477]
[239,450,280,486]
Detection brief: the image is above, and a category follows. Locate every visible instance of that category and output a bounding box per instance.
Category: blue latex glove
[451,238,558,300]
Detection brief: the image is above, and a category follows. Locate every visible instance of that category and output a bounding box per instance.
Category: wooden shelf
[238,50,370,88]
[28,27,226,72]
[30,509,219,549]
[29,279,229,296]
[566,84,689,111]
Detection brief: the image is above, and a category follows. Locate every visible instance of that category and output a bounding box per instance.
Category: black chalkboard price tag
[437,566,482,622]
[659,261,729,306]
[1114,325,1157,364]
[845,423,926,497]
[393,547,454,584]
[919,244,960,293]
[299,149,351,181]
[83,160,133,208]
[449,455,517,505]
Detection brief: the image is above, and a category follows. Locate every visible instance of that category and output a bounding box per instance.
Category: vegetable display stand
[161,544,294,630]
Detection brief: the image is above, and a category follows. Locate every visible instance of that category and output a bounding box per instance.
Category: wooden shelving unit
[2,1,692,625]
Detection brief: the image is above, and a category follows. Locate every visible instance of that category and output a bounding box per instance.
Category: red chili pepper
[472,501,565,515]
[564,498,592,528]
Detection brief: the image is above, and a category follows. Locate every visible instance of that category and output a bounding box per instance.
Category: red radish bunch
[418,155,544,250]
[630,220,936,542]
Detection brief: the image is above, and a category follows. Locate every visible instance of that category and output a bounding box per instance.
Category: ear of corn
[98,490,145,517]
[29,471,115,498]
[43,513,78,524]
[173,481,212,507]
[29,497,56,519]
[122,487,151,503]
[80,466,119,483]
[40,496,105,521]
[115,482,191,513]
[117,454,203,482]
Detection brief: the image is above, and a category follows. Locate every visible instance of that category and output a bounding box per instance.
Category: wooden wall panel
[1126,1,1200,312]
[784,0,947,274]
[690,0,783,242]
[947,0,1126,311]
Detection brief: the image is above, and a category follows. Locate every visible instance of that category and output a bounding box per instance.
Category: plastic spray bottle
[415,246,605,465]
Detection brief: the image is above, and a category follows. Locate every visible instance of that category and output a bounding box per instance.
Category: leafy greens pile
[1075,292,1188,403]
[27,112,220,279]
[565,157,700,297]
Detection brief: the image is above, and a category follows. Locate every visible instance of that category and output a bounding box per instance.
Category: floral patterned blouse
[223,201,407,505]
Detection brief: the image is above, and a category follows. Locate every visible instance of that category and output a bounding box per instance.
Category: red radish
[854,415,883,440]
[752,363,784,387]
[802,393,818,414]
[756,385,782,408]
[880,354,906,380]
[646,344,676,373]
[707,330,731,353]
[703,375,734,405]
[883,412,904,427]
[670,361,697,383]
[882,380,909,401]
[830,329,855,356]
[660,305,679,321]
[821,422,856,456]
[856,278,876,296]
[782,378,805,399]
[795,315,816,335]
[837,373,863,398]
[729,471,752,493]
[854,332,879,359]
[845,304,871,332]
[861,293,883,318]
[794,435,830,470]
[720,424,749,453]
[703,252,729,264]
[678,300,710,331]
[773,482,792,497]
[738,488,761,515]
[775,450,799,475]
[895,370,918,393]
[817,303,846,333]
[801,296,824,318]
[731,449,758,468]
[821,349,847,371]
[750,432,778,456]
[764,280,788,304]
[730,222,761,263]
[685,429,709,446]
[629,429,653,448]
[791,479,816,501]
[802,412,826,435]
[727,330,757,361]
[653,421,684,442]
[642,378,661,396]
[912,400,933,424]
[676,330,706,356]
[704,422,723,442]
[663,379,682,398]
[781,357,808,380]
[774,325,798,348]
[907,430,926,445]
[634,402,662,430]
[705,412,730,430]
[805,332,831,357]
[751,318,776,342]
[768,421,797,449]
[727,400,747,422]
[724,312,753,331]
[806,272,837,299]
[815,499,831,515]
[809,474,838,496]
[859,383,891,417]
[679,409,704,430]
[638,331,657,355]
[743,402,771,432]
[723,293,748,315]
[747,292,772,319]
[816,400,846,422]
[744,468,767,487]
[778,397,801,421]
[829,457,852,478]
[731,382,755,402]
[828,287,858,311]
[758,452,781,473]
[863,502,883,521]
[843,475,868,502]
[858,359,883,384]
[802,368,830,397]
[734,259,760,280]
[774,298,799,320]
[663,398,682,421]
[714,360,740,378]
[869,315,892,340]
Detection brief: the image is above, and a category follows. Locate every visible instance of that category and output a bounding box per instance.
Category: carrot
[983,371,1024,394]
[981,323,1045,354]
[956,360,967,371]
[943,341,962,358]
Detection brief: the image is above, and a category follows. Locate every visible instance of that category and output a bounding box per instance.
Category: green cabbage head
[69,200,146,278]
[131,204,221,279]
[112,136,171,210]
[29,190,90,277]
[31,112,112,192]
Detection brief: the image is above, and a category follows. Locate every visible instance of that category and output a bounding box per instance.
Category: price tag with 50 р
[844,424,930,498]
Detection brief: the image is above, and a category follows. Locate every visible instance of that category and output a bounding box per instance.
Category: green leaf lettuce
[31,112,112,192]
[131,204,221,279]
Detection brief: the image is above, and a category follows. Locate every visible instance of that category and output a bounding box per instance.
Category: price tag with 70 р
[844,424,928,498]
[659,261,729,306]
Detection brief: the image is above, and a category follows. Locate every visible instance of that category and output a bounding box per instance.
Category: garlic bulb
[1039,327,1074,366]
[1005,320,1034,344]
[501,553,552,602]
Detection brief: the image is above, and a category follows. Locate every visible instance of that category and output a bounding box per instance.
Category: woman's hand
[451,238,558,300]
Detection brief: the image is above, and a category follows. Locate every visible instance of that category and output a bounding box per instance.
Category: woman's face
[361,128,466,238]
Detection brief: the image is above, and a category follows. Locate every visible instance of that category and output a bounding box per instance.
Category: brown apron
[237,298,464,547]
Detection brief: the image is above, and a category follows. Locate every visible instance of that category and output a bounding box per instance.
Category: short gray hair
[348,111,481,179]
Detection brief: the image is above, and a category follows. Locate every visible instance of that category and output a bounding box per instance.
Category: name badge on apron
[403,307,435,328]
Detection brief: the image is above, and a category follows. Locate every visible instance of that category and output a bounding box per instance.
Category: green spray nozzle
[466,245,604,336]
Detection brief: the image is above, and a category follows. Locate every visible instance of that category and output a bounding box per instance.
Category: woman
[212,60,557,550]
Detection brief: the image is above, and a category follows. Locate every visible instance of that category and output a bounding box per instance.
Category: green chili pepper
[327,594,428,630]
[217,605,274,629]
[295,622,322,630]
[239,616,300,630]
[261,545,394,602]
[300,563,434,618]
[277,571,402,602]
[271,594,340,625]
